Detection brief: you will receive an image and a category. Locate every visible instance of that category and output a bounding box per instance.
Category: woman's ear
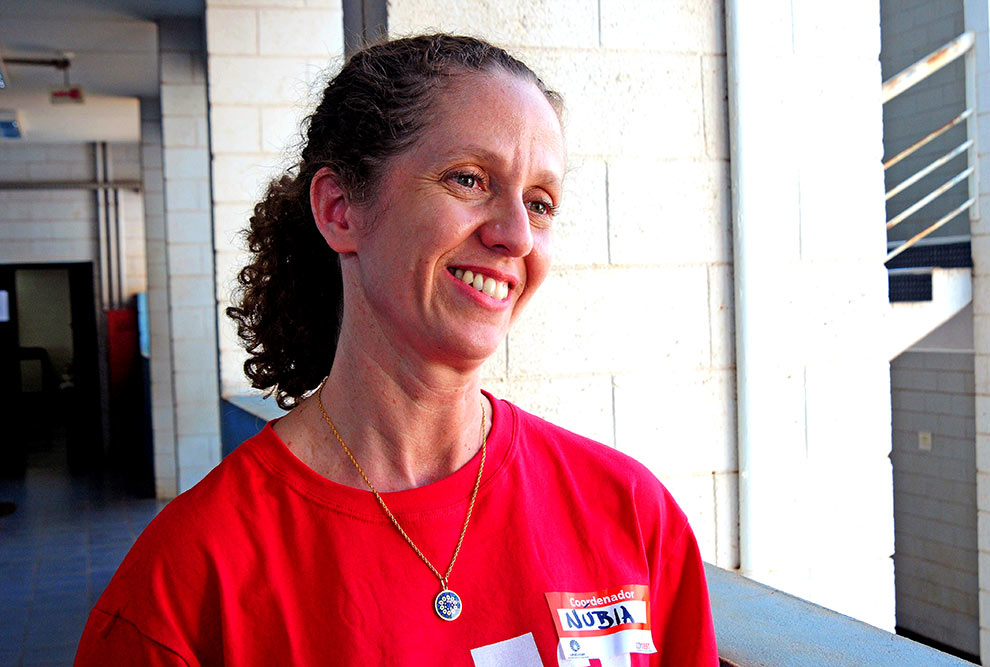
[311,167,359,253]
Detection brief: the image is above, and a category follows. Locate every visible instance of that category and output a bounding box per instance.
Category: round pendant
[434,588,462,621]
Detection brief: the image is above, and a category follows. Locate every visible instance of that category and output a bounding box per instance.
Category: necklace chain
[315,379,486,590]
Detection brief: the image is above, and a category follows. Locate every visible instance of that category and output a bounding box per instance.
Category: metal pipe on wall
[94,143,110,309]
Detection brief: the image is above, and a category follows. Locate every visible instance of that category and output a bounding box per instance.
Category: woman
[76,34,717,665]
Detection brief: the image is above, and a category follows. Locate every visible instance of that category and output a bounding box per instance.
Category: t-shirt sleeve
[75,608,193,667]
[650,519,719,666]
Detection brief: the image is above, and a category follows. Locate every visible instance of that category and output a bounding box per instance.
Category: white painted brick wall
[891,349,979,657]
[389,0,735,569]
[205,0,345,397]
[0,144,98,265]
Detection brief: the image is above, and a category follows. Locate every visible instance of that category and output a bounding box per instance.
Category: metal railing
[882,32,978,263]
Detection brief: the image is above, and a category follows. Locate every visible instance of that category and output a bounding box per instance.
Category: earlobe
[311,167,358,253]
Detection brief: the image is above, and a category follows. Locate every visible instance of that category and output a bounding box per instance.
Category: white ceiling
[0,0,203,143]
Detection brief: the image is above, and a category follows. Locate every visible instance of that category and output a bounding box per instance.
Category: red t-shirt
[76,394,717,666]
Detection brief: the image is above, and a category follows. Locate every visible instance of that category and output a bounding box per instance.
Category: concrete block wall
[158,19,222,494]
[0,144,99,265]
[388,0,737,568]
[204,0,345,397]
[881,0,968,242]
[0,141,145,299]
[891,347,979,657]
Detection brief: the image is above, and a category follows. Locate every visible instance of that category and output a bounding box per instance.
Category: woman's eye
[451,172,480,189]
[528,200,554,216]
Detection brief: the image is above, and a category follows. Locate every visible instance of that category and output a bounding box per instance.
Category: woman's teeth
[452,268,510,300]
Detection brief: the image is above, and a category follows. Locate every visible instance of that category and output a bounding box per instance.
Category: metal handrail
[886,166,973,230]
[881,32,974,103]
[886,199,975,262]
[883,109,971,170]
[886,140,972,201]
[882,32,978,264]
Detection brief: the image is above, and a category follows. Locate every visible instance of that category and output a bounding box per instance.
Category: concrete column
[157,19,222,494]
[727,0,893,628]
[963,0,990,660]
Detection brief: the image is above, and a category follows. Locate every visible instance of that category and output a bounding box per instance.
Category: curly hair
[226,34,562,409]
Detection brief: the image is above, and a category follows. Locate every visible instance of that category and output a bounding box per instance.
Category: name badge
[544,585,656,663]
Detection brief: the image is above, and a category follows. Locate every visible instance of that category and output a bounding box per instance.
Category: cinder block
[517,48,705,160]
[166,211,213,244]
[702,55,728,161]
[259,9,343,57]
[654,473,716,561]
[220,345,253,395]
[208,55,322,105]
[483,373,614,446]
[163,147,210,182]
[175,398,221,438]
[479,340,507,381]
[215,248,249,298]
[551,158,607,267]
[608,159,730,266]
[162,116,205,149]
[169,275,216,309]
[508,265,710,376]
[177,435,222,469]
[174,366,219,408]
[161,84,208,118]
[213,203,253,248]
[261,105,305,154]
[388,0,598,50]
[165,178,211,214]
[179,465,213,494]
[601,0,724,53]
[937,370,969,394]
[211,153,281,204]
[206,7,258,56]
[613,369,736,474]
[167,243,211,277]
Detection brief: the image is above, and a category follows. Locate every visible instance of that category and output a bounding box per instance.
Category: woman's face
[346,70,565,368]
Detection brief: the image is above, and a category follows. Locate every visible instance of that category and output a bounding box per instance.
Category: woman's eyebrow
[439,145,563,187]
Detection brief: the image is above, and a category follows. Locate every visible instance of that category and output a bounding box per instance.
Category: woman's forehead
[414,71,565,178]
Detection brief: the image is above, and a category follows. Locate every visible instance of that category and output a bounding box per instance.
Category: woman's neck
[275,327,491,492]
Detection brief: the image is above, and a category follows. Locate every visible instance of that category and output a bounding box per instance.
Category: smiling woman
[75,34,718,666]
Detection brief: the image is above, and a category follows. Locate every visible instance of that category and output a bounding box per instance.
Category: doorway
[0,263,102,477]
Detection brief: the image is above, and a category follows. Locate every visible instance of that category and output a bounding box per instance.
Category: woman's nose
[479,196,534,257]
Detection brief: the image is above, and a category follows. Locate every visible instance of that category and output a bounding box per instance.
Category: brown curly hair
[227,34,562,409]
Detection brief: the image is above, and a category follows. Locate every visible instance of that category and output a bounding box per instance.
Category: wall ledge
[706,564,973,665]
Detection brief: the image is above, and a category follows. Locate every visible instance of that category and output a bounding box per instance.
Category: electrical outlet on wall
[918,431,932,452]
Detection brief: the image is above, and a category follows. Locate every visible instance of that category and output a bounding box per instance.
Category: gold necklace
[315,380,486,622]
